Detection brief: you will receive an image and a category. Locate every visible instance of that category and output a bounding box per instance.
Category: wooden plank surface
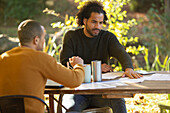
[45,80,170,95]
[45,71,170,95]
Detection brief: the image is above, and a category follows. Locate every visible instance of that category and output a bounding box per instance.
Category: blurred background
[0,0,170,72]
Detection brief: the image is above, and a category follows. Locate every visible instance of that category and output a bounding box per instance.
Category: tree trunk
[165,0,170,16]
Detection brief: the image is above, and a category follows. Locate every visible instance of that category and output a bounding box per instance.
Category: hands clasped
[69,56,84,67]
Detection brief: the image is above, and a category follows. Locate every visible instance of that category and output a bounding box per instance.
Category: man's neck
[21,44,36,50]
[83,28,94,38]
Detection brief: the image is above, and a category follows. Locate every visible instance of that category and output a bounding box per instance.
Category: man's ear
[33,36,40,45]
[83,18,87,25]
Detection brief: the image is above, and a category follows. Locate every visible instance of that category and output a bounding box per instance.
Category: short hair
[18,19,43,46]
[76,1,108,26]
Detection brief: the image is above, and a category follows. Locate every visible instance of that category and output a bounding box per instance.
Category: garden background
[0,0,170,112]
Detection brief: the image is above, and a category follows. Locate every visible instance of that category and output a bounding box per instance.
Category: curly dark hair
[76,1,108,26]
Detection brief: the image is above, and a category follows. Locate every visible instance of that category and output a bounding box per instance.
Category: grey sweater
[60,28,133,70]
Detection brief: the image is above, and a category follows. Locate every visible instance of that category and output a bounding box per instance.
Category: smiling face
[83,12,104,38]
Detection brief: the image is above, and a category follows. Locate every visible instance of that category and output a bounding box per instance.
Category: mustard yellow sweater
[0,47,84,113]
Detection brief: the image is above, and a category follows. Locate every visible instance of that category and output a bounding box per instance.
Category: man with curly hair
[60,1,142,113]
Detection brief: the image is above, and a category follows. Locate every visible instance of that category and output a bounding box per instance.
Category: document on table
[75,80,128,90]
[102,70,155,80]
[75,82,116,90]
[102,72,124,80]
[118,73,170,83]
[135,70,155,75]
[46,79,64,88]
[119,77,147,83]
[144,73,170,81]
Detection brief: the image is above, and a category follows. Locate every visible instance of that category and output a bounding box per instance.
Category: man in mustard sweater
[0,19,85,113]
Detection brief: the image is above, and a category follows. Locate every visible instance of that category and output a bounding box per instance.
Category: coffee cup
[83,64,91,83]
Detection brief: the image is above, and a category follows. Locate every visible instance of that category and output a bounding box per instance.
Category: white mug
[83,64,91,83]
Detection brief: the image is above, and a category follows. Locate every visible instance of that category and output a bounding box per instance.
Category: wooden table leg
[57,94,64,113]
[49,94,55,113]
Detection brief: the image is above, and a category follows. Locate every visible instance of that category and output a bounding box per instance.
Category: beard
[86,24,100,37]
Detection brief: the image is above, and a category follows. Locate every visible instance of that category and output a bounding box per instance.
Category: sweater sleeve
[108,33,133,70]
[60,31,74,67]
[40,53,85,88]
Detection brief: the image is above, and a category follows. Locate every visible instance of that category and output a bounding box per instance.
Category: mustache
[92,28,100,31]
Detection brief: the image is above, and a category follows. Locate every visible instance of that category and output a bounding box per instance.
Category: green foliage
[140,1,170,63]
[44,36,62,62]
[2,0,44,25]
[128,0,162,12]
[143,44,169,71]
[126,0,170,72]
[166,57,170,71]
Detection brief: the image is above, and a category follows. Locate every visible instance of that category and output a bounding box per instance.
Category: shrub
[1,0,44,25]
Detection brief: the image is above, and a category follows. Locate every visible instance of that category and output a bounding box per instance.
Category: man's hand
[101,63,113,72]
[122,68,143,79]
[69,56,84,67]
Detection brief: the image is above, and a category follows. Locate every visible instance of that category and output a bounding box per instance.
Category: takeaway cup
[83,64,91,83]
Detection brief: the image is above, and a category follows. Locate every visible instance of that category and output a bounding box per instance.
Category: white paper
[144,74,170,81]
[119,77,145,83]
[75,82,116,90]
[75,80,128,90]
[135,70,155,75]
[102,72,123,79]
[46,79,62,86]
[100,80,128,86]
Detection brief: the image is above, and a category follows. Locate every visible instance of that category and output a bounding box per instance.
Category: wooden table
[45,71,170,113]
